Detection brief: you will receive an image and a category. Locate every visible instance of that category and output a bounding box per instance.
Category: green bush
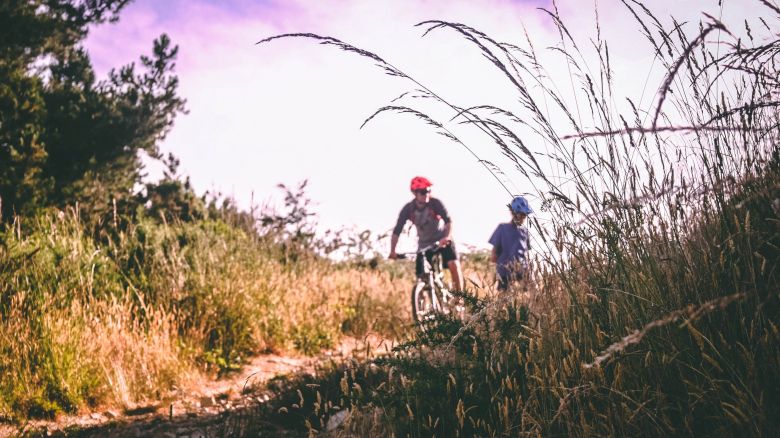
[0,206,411,420]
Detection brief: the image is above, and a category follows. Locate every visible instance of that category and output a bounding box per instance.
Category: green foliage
[0,197,412,420]
[292,324,334,356]
[0,0,414,426]
[0,1,186,220]
[258,180,320,263]
[0,211,122,419]
[0,1,128,64]
[105,213,268,369]
[0,62,49,218]
[141,154,206,223]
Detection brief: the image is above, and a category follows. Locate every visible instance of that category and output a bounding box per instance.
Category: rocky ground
[1,335,393,438]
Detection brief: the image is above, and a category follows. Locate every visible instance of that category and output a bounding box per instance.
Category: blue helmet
[508,196,533,215]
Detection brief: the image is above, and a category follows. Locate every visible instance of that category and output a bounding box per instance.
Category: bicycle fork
[429,272,449,312]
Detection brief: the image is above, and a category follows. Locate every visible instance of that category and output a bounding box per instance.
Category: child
[488,196,533,291]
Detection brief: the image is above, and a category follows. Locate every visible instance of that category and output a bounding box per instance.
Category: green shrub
[0,204,411,420]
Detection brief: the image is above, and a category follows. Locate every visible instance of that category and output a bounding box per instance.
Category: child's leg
[497,274,509,292]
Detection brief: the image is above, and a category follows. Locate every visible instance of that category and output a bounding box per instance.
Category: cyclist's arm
[389,233,400,259]
[491,246,498,263]
[440,221,453,246]
[390,204,411,259]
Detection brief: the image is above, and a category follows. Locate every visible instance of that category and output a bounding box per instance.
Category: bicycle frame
[419,247,447,309]
[398,242,452,325]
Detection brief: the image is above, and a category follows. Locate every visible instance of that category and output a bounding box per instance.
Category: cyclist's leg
[497,273,509,292]
[513,270,531,305]
[415,253,425,279]
[447,260,463,291]
[424,248,436,271]
[438,244,466,317]
[413,251,437,323]
[441,242,463,291]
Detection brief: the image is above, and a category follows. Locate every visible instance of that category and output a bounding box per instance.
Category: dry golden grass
[0,209,414,421]
[80,299,192,408]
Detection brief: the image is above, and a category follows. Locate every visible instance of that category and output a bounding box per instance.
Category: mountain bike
[397,242,463,327]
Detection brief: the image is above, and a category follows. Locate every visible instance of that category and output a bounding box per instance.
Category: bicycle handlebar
[394,241,441,260]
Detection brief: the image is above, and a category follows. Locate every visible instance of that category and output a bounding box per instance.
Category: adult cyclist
[388,176,464,292]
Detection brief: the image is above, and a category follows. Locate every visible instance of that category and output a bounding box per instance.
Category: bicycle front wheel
[411,282,438,326]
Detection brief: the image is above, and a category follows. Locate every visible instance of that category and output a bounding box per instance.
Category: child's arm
[488,225,502,263]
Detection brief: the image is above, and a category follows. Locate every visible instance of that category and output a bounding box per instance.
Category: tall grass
[252,1,780,436]
[0,201,413,421]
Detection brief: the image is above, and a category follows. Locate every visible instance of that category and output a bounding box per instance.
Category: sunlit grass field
[2,2,779,437]
[0,206,416,421]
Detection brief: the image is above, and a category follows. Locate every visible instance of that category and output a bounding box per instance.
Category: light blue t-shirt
[488,223,530,279]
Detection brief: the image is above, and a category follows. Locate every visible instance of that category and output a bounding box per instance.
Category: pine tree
[0,0,186,220]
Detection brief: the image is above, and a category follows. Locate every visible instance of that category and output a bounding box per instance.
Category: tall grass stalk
[254,1,780,436]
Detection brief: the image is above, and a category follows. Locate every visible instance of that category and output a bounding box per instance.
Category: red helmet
[410,176,433,191]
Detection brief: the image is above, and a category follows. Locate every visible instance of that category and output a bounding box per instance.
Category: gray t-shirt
[393,198,451,250]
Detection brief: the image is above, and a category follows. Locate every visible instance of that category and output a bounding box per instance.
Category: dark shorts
[415,241,459,278]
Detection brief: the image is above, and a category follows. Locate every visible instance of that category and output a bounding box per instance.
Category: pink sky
[84,0,763,251]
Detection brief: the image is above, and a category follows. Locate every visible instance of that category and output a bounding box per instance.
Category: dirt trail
[2,335,393,437]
